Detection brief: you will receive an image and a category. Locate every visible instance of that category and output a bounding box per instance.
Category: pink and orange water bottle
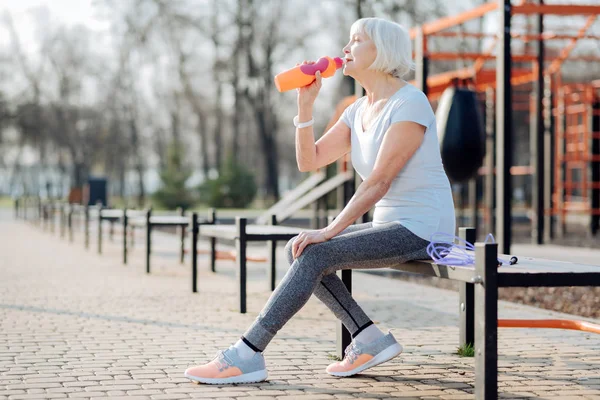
[274,56,344,92]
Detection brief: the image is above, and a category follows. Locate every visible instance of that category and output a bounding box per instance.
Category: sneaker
[184,346,268,384]
[326,331,403,377]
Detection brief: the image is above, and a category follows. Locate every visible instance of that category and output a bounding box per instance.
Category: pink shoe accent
[185,359,243,380]
[326,353,374,374]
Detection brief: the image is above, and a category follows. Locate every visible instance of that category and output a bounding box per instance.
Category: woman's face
[342,30,377,77]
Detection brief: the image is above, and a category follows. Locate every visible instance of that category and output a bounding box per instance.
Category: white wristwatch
[293,115,315,129]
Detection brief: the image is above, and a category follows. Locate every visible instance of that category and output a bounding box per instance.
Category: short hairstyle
[350,18,414,78]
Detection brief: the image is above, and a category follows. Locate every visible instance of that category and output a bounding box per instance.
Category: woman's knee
[284,237,297,265]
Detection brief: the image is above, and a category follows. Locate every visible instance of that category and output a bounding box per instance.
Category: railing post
[179,207,185,264]
[474,241,499,400]
[146,208,152,274]
[459,227,476,349]
[68,204,74,243]
[97,203,103,254]
[236,217,247,313]
[267,214,277,291]
[209,208,217,273]
[123,207,128,265]
[192,212,198,293]
[84,206,90,249]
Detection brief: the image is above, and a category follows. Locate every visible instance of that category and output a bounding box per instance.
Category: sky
[1,0,111,53]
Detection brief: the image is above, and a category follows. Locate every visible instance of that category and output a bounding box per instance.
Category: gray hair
[350,18,415,78]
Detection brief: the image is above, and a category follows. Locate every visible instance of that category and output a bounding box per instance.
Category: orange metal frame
[406,2,600,100]
[499,319,600,334]
[402,1,600,226]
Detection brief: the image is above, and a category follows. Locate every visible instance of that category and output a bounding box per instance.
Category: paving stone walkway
[1,212,600,399]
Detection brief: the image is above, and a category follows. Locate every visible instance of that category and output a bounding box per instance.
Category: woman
[184,17,455,385]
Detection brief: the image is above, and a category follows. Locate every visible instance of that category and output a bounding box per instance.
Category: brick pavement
[1,212,600,399]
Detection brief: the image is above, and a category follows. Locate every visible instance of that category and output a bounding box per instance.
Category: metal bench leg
[179,208,185,264]
[192,213,198,293]
[336,269,353,359]
[236,217,248,313]
[123,208,128,265]
[267,215,277,291]
[146,209,152,274]
[68,205,74,243]
[208,208,216,273]
[475,242,498,400]
[267,240,276,291]
[210,238,217,272]
[84,206,90,249]
[459,227,476,348]
[97,206,103,254]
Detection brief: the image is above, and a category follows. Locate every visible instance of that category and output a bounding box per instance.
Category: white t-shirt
[340,83,456,241]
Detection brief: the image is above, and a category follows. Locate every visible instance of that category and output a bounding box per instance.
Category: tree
[198,154,257,209]
[152,141,196,210]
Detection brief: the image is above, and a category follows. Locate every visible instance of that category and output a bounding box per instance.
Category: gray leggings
[242,221,431,352]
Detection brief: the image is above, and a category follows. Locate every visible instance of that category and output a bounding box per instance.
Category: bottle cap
[333,57,343,69]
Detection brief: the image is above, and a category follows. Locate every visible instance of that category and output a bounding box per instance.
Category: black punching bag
[436,86,486,182]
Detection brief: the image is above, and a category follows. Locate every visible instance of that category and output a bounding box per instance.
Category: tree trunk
[196,112,210,179]
[213,82,224,172]
[255,106,279,200]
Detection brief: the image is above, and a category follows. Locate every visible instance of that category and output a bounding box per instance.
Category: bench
[97,208,147,258]
[143,210,205,274]
[337,227,600,400]
[194,217,304,311]
[194,172,355,310]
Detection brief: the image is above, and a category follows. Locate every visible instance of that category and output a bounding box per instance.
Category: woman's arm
[296,117,351,172]
[295,69,351,172]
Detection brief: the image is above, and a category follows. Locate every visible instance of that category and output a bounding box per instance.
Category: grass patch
[0,196,14,209]
[326,353,342,362]
[457,343,475,357]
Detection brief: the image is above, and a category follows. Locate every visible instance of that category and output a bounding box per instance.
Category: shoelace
[344,342,362,364]
[214,350,232,372]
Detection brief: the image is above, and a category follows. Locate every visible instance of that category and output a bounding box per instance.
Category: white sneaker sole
[327,342,403,377]
[184,368,268,385]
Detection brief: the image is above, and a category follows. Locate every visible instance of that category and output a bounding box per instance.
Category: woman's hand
[292,228,332,259]
[297,60,322,108]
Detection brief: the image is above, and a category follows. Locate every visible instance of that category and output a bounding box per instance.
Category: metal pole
[267,214,277,291]
[475,242,499,400]
[236,217,247,313]
[459,227,476,348]
[84,206,90,249]
[485,88,495,235]
[209,208,217,273]
[591,99,600,236]
[68,204,73,243]
[97,203,103,254]
[146,208,152,274]
[496,0,513,254]
[415,27,429,96]
[192,212,198,293]
[469,179,478,231]
[179,207,185,264]
[544,75,555,241]
[123,207,128,264]
[532,0,545,244]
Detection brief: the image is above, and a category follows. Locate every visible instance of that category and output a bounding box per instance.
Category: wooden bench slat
[498,256,600,273]
[149,216,190,225]
[100,209,123,218]
[199,224,304,240]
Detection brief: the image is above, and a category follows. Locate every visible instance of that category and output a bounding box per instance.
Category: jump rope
[426,232,518,267]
